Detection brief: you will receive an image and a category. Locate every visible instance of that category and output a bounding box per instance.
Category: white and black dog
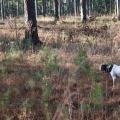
[100,64,120,88]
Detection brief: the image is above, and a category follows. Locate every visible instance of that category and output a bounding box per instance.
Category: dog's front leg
[111,76,116,89]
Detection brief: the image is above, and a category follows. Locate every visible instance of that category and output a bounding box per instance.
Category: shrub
[21,98,34,110]
[39,47,59,75]
[22,38,33,50]
[5,41,23,60]
[25,79,36,90]
[0,89,10,109]
[42,78,52,120]
[90,83,103,110]
[74,45,92,77]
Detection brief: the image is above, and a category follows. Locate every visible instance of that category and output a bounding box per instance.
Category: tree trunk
[17,0,19,16]
[35,0,37,17]
[42,0,46,17]
[1,0,4,20]
[116,0,120,20]
[24,0,42,45]
[54,0,59,20]
[76,0,80,15]
[74,0,76,16]
[81,0,87,22]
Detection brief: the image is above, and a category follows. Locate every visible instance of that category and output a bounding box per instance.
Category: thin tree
[74,0,76,16]
[42,0,46,17]
[116,0,120,20]
[24,0,42,45]
[1,0,4,21]
[35,0,37,17]
[54,0,59,20]
[16,0,19,16]
[81,0,87,22]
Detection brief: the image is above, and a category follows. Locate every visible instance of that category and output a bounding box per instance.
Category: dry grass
[0,16,120,120]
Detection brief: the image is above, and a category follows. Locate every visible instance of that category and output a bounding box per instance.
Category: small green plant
[90,83,103,110]
[41,47,59,75]
[21,98,34,110]
[22,38,33,50]
[80,102,92,113]
[34,70,45,81]
[42,83,51,106]
[6,41,19,53]
[74,46,87,66]
[0,66,7,76]
[5,41,23,60]
[25,79,36,90]
[42,78,52,120]
[74,46,92,76]
[33,47,58,120]
[90,70,101,82]
[0,89,10,109]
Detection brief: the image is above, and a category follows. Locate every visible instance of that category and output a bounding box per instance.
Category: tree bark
[1,0,4,20]
[24,0,42,45]
[17,0,19,16]
[81,0,87,22]
[42,0,46,17]
[35,0,37,17]
[116,0,120,20]
[74,0,76,16]
[54,0,59,20]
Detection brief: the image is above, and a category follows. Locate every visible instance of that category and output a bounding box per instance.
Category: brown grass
[0,16,120,120]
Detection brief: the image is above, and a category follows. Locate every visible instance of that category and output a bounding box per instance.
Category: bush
[74,46,92,77]
[22,38,33,50]
[90,83,103,110]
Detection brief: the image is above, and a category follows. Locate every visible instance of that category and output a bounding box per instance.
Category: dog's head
[100,64,113,73]
[100,64,107,72]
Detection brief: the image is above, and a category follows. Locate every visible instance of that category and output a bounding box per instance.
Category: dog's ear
[100,64,107,71]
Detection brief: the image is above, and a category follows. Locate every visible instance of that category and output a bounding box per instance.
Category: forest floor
[0,16,120,120]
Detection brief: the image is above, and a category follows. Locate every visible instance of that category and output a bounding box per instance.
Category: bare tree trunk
[24,0,42,45]
[74,0,76,16]
[116,0,120,20]
[42,0,46,17]
[81,0,87,22]
[76,0,80,15]
[1,0,4,21]
[35,0,37,18]
[87,0,90,16]
[17,0,19,16]
[54,0,59,20]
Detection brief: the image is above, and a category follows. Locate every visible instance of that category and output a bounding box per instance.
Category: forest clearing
[0,15,120,120]
[0,0,120,120]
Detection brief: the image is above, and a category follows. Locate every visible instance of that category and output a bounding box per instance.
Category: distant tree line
[1,0,120,45]
[0,0,120,20]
